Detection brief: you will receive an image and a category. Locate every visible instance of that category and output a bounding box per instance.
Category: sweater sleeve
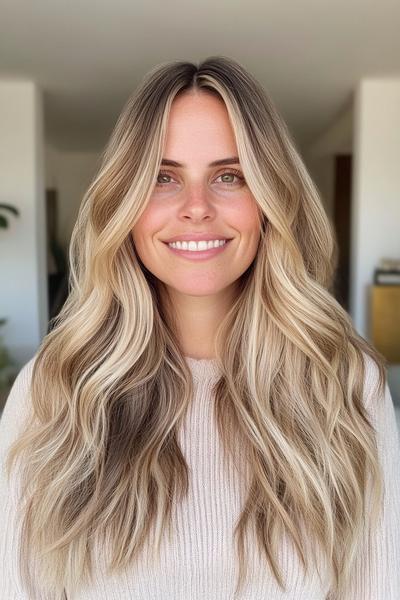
[0,356,49,599]
[335,358,400,599]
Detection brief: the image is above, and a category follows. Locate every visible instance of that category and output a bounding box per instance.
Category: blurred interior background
[0,1,399,422]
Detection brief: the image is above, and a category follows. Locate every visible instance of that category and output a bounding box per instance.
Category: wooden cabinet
[370,285,400,364]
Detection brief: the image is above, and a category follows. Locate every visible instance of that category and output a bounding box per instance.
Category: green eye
[216,170,245,185]
[219,173,236,183]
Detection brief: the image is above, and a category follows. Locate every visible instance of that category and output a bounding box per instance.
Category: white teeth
[168,239,227,251]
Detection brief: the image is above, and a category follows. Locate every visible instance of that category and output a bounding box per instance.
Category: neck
[160,282,237,359]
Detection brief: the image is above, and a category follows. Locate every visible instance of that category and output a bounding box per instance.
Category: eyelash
[155,169,245,187]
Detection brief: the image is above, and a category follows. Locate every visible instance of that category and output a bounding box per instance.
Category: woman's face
[132,90,261,300]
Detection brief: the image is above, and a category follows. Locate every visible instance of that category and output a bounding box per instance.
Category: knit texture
[1,354,400,599]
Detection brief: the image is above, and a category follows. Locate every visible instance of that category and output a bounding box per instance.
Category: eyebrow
[160,157,240,168]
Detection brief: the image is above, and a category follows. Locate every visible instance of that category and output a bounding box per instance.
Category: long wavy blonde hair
[6,56,386,599]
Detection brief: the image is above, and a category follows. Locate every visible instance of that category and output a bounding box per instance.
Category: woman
[0,56,399,599]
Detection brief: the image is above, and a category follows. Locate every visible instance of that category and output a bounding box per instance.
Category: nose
[178,182,216,222]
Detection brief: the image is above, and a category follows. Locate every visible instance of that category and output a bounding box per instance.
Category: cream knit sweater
[1,354,400,599]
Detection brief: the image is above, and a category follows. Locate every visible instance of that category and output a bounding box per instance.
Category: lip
[163,239,232,261]
[163,233,233,243]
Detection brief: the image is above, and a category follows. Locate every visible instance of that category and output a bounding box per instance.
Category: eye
[156,171,176,186]
[214,169,245,186]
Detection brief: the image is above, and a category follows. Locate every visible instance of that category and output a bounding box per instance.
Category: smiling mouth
[162,238,233,258]
[164,239,231,249]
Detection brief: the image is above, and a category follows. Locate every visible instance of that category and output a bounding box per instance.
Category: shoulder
[360,351,399,453]
[11,355,37,392]
[0,354,38,458]
[4,354,37,411]
[360,351,386,410]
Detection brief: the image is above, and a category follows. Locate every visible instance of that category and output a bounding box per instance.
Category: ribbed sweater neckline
[184,356,221,383]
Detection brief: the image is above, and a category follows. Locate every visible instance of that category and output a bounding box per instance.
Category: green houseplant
[0,203,20,391]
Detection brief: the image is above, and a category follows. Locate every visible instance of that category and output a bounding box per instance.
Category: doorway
[332,154,352,311]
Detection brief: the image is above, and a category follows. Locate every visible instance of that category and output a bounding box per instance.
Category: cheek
[230,197,261,235]
[132,206,162,246]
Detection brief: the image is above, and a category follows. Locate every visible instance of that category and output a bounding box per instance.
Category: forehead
[163,91,238,161]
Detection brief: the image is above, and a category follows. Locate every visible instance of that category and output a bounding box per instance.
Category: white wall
[351,78,400,402]
[0,80,48,366]
[351,79,400,338]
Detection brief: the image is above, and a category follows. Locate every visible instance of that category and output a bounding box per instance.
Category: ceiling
[1,0,399,152]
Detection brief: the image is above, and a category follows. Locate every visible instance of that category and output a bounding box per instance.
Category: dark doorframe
[332,154,352,311]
